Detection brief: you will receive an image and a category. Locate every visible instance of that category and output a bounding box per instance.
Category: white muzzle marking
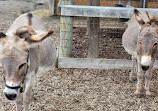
[6,81,19,87]
[141,55,151,66]
[3,87,18,95]
[3,82,20,96]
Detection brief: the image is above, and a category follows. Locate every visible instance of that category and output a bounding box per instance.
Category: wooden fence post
[48,0,55,16]
[139,0,148,8]
[87,0,100,58]
[58,0,73,57]
[127,0,135,7]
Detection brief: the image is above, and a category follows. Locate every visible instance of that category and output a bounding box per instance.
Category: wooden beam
[59,5,158,18]
[58,58,132,69]
[58,0,74,57]
[48,0,55,16]
[58,58,158,69]
[87,0,100,58]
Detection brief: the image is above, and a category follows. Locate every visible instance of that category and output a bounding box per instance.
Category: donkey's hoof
[129,77,137,82]
[135,90,144,98]
[134,90,141,95]
[129,75,137,82]
[136,94,144,98]
[146,91,151,96]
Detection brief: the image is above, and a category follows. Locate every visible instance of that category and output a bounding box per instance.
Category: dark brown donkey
[0,13,57,111]
[122,9,158,96]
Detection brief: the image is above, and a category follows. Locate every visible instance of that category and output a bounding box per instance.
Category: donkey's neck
[27,46,40,74]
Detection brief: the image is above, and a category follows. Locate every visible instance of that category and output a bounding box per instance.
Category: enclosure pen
[58,0,158,69]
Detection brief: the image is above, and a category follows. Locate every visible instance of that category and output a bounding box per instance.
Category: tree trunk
[87,0,100,58]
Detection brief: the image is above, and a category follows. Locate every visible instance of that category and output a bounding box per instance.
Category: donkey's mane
[147,16,158,25]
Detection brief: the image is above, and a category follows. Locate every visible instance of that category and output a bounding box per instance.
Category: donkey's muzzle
[3,85,20,101]
[4,93,17,100]
[141,65,149,71]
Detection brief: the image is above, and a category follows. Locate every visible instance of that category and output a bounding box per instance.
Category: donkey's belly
[124,47,137,58]
[122,25,138,59]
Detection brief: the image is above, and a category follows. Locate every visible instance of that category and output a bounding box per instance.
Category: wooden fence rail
[58,5,158,18]
[58,58,158,69]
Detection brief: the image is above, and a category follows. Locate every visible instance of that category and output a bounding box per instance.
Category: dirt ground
[72,27,130,59]
[1,0,158,111]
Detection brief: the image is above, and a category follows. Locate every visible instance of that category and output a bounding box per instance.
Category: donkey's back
[7,13,47,37]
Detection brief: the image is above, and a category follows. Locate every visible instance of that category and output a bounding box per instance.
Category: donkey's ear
[134,9,145,29]
[0,32,6,38]
[0,32,9,43]
[25,29,54,44]
[146,11,150,21]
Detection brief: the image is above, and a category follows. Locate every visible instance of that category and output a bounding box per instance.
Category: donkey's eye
[19,63,26,70]
[139,41,142,45]
[153,43,158,47]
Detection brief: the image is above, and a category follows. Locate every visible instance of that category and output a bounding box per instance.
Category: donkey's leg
[145,71,152,95]
[145,64,154,95]
[135,62,143,95]
[15,93,23,111]
[23,73,35,111]
[129,56,137,81]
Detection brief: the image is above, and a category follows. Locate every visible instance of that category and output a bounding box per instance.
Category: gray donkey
[0,13,56,111]
[122,9,158,96]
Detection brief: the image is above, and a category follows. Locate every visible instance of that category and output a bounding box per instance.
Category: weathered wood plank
[87,0,100,58]
[59,5,158,18]
[48,0,55,16]
[58,58,132,69]
[58,0,74,57]
[58,58,158,69]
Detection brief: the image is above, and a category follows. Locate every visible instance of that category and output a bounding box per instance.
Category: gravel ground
[1,1,158,111]
[72,27,130,59]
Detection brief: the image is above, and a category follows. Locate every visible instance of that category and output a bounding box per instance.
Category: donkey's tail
[27,13,33,26]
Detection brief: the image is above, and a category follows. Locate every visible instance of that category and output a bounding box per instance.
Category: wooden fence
[54,0,158,15]
[57,0,158,69]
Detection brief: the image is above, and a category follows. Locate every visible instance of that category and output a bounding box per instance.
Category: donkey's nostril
[4,93,17,100]
[141,65,149,71]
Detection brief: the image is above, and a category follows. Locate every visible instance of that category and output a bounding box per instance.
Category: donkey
[0,13,57,111]
[122,9,158,96]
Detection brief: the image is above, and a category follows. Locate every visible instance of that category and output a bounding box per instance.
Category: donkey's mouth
[4,92,17,100]
[141,65,149,71]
